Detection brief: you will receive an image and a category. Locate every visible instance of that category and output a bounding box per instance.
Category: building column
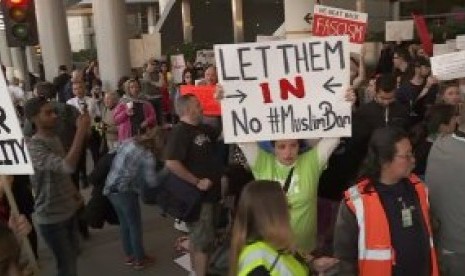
[0,30,14,81]
[356,0,366,13]
[147,5,158,34]
[10,48,26,81]
[35,0,72,82]
[181,0,192,43]
[231,0,244,42]
[284,0,314,39]
[26,46,40,75]
[392,1,400,20]
[92,0,130,91]
[159,0,169,14]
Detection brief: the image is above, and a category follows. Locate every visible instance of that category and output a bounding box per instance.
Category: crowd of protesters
[0,38,464,276]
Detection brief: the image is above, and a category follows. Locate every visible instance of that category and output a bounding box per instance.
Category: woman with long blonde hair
[230,180,308,276]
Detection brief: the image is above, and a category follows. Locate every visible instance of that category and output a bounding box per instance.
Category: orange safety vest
[344,174,439,276]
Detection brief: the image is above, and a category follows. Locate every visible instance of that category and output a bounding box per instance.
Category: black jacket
[85,152,119,228]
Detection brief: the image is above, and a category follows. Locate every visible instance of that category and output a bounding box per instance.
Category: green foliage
[72,49,98,63]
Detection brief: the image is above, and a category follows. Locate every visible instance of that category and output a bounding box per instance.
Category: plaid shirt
[103,139,157,195]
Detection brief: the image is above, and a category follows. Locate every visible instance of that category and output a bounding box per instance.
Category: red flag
[412,13,433,57]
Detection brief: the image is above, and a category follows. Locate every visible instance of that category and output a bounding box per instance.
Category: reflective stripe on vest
[239,248,292,275]
[348,186,392,261]
[238,242,308,276]
[346,176,439,276]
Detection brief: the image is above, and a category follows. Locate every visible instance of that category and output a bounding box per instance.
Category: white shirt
[8,85,25,105]
[66,96,101,120]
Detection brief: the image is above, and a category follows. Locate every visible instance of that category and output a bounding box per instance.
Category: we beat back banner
[312,5,367,54]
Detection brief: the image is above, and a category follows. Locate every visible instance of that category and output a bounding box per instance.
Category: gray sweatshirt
[28,135,81,224]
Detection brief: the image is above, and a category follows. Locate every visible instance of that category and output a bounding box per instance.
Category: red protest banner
[180,85,221,116]
[312,5,367,52]
[412,13,433,57]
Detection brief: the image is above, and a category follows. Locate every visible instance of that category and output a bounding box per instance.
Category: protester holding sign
[215,85,355,253]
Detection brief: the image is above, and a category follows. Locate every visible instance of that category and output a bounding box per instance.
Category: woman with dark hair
[334,127,439,276]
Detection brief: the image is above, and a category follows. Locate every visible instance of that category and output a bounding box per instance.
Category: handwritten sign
[385,20,414,42]
[433,44,453,56]
[431,50,465,81]
[194,49,215,68]
[170,54,186,84]
[0,73,33,174]
[456,35,465,50]
[312,4,367,53]
[180,85,221,116]
[214,36,351,143]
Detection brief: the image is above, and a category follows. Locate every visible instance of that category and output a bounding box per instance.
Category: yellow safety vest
[237,241,308,276]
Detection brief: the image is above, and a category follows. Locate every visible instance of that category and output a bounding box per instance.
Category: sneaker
[174,220,190,233]
[133,256,155,270]
[124,256,134,266]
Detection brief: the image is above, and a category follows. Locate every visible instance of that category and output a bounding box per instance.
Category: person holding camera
[114,78,155,142]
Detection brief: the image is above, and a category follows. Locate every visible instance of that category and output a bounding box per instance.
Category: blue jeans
[107,192,145,261]
[38,214,79,276]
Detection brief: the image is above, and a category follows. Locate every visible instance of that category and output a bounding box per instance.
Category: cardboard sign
[456,35,465,50]
[180,85,221,116]
[170,54,186,84]
[431,50,465,81]
[312,4,367,53]
[433,44,453,56]
[385,20,414,42]
[214,36,351,143]
[194,49,215,68]
[0,73,33,174]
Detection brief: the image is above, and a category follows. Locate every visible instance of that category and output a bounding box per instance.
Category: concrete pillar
[147,5,158,34]
[0,30,14,81]
[10,48,26,81]
[392,1,400,21]
[356,0,366,13]
[231,0,244,43]
[35,0,72,82]
[159,0,169,14]
[92,0,131,91]
[181,0,192,43]
[26,46,40,75]
[284,0,315,39]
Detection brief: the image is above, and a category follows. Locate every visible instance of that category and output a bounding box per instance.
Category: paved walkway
[38,202,188,276]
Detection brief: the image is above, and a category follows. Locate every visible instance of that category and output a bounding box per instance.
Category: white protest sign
[129,39,145,68]
[215,36,351,143]
[312,4,368,53]
[457,35,465,50]
[170,54,186,84]
[446,39,457,51]
[385,20,414,42]
[431,50,465,81]
[0,73,33,174]
[194,49,215,68]
[433,44,453,56]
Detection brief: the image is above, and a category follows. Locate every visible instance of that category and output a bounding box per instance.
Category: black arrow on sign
[323,77,342,94]
[225,90,247,104]
[304,13,313,24]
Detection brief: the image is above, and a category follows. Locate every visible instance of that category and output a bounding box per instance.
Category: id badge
[401,208,413,228]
